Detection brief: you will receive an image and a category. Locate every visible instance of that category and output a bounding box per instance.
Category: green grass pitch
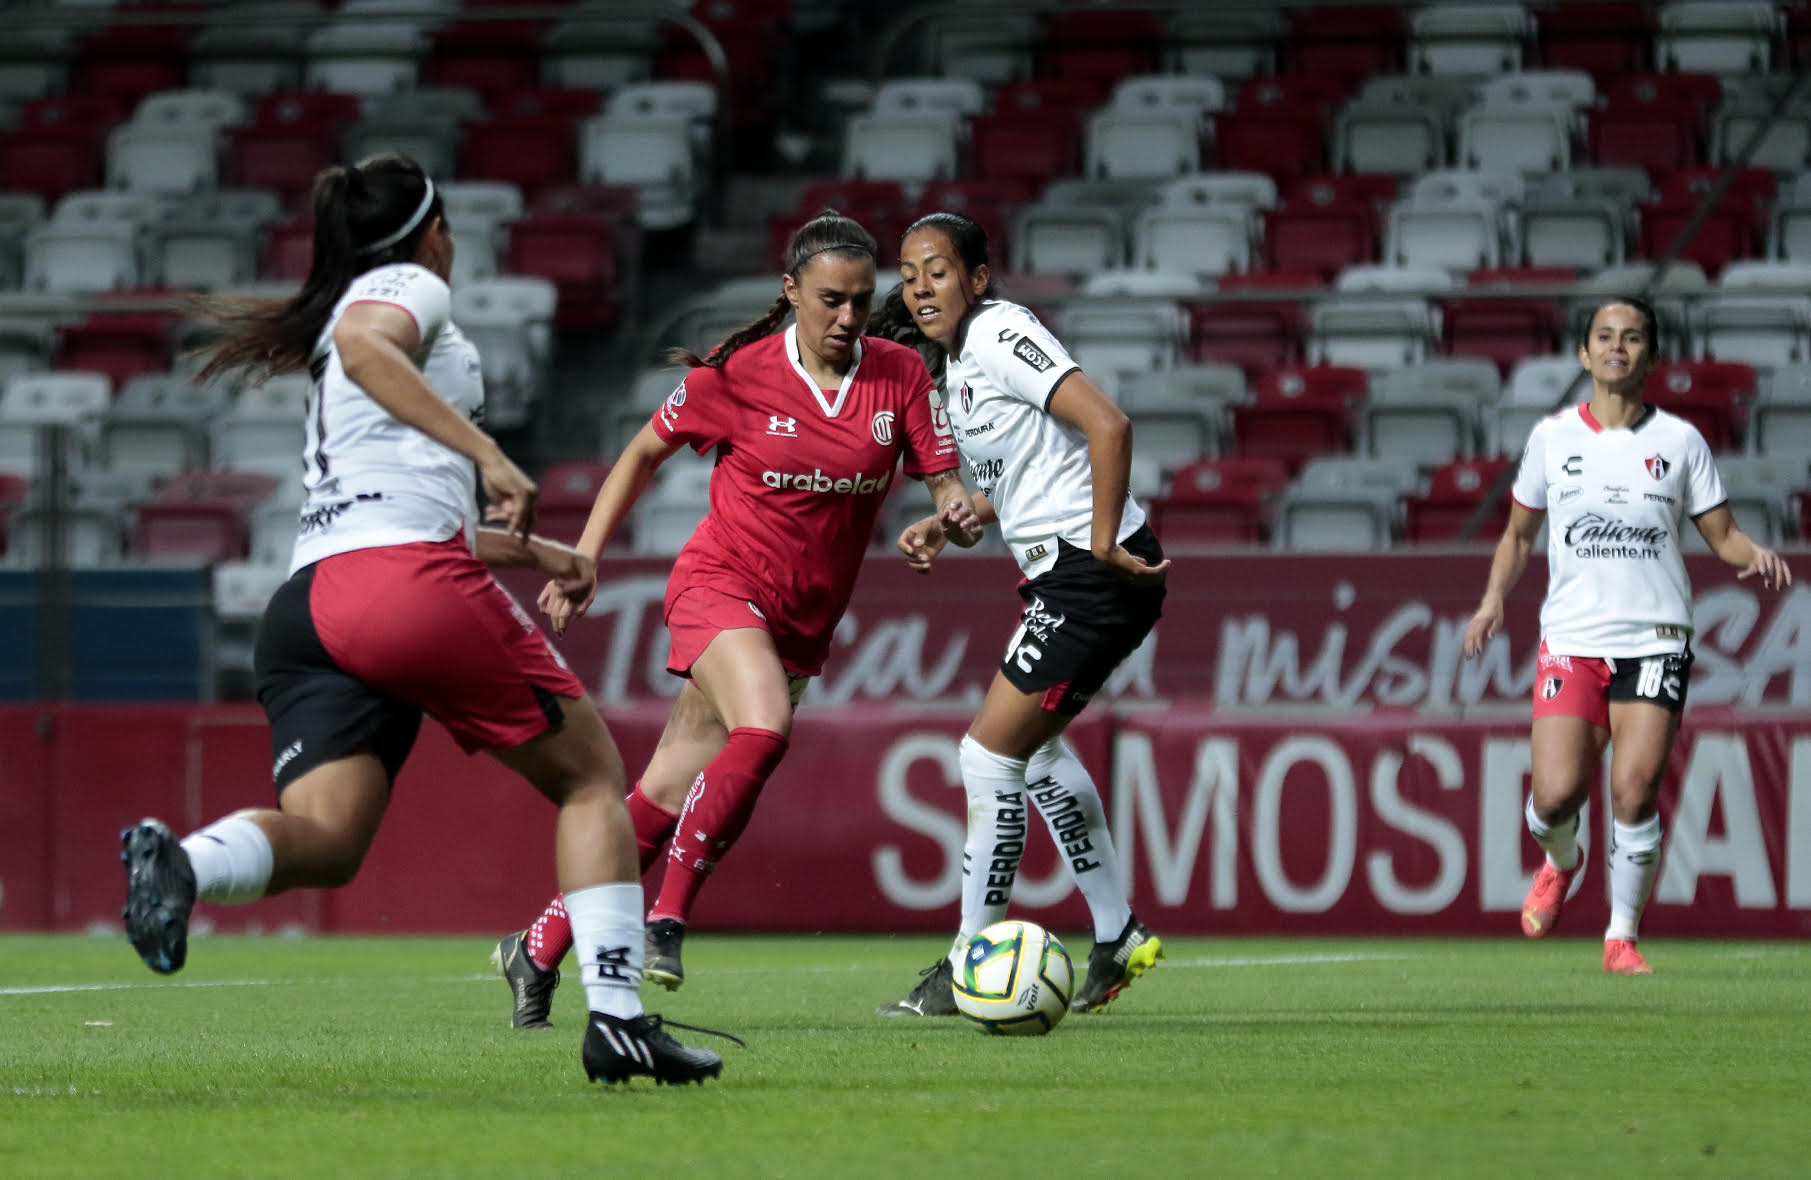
[2,933,1807,1178]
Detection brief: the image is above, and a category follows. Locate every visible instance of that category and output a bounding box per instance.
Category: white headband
[356,178,436,255]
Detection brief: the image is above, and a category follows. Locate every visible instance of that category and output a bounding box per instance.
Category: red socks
[649,727,789,925]
[522,783,681,970]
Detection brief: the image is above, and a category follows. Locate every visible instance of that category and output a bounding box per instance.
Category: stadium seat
[1362,355,1483,466]
[1083,108,1202,182]
[453,276,558,432]
[504,213,621,332]
[1147,455,1291,543]
[1333,102,1449,177]
[1036,8,1162,87]
[535,459,613,545]
[542,10,660,90]
[1285,5,1407,81]
[1386,199,1506,275]
[55,312,175,391]
[1230,364,1363,472]
[631,460,712,555]
[579,113,701,230]
[966,112,1082,187]
[1535,1,1652,79]
[1409,4,1530,76]
[1587,100,1702,175]
[23,223,139,294]
[303,22,422,96]
[422,16,543,97]
[840,111,961,186]
[1273,454,1415,550]
[1402,456,1515,543]
[211,374,307,476]
[1656,0,1777,74]
[1752,364,1811,457]
[1441,275,1568,378]
[72,22,189,105]
[1307,291,1437,373]
[1647,359,1756,451]
[1263,199,1380,280]
[0,370,112,474]
[1010,206,1126,276]
[872,77,989,119]
[1187,272,1317,380]
[131,498,249,564]
[1638,198,1756,278]
[1170,7,1281,79]
[0,127,104,204]
[1457,106,1573,174]
[1209,107,1328,182]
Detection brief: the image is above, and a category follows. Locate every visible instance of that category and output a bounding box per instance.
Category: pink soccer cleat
[1603,938,1653,975]
[1520,858,1581,938]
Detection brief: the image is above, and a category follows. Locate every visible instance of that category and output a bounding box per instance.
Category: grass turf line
[1,934,1807,1178]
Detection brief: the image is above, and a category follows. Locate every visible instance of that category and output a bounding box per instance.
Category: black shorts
[254,561,421,794]
[1606,647,1694,713]
[999,524,1166,715]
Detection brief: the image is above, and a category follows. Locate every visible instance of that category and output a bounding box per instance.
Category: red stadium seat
[769,180,910,267]
[1587,101,1702,176]
[1645,361,1756,452]
[1237,75,1353,117]
[1262,199,1379,279]
[0,128,101,204]
[1403,456,1514,543]
[1211,108,1328,182]
[131,498,249,564]
[505,212,622,331]
[536,459,613,544]
[1535,1,1652,79]
[994,78,1112,121]
[72,23,189,103]
[1148,456,1292,543]
[968,113,1082,186]
[1284,5,1407,80]
[1659,167,1778,237]
[490,87,604,123]
[1037,9,1162,86]
[1231,365,1364,472]
[254,92,363,136]
[1440,281,1567,379]
[260,219,314,281]
[1284,172,1399,211]
[157,469,279,509]
[55,312,176,391]
[1187,272,1320,380]
[21,94,131,138]
[1637,198,1756,278]
[227,126,337,204]
[462,117,580,202]
[422,20,544,96]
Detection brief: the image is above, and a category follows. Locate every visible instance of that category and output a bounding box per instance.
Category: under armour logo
[767,415,797,437]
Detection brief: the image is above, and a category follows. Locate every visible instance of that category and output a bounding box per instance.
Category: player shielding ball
[489,210,980,1026]
[868,211,1170,1016]
[1464,296,1792,974]
[118,153,729,1086]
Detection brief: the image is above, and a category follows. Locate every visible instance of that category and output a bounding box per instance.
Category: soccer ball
[952,919,1073,1036]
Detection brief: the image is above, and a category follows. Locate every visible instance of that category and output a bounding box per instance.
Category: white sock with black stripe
[565,882,644,1019]
[181,814,273,905]
[948,735,1030,968]
[1027,737,1132,944]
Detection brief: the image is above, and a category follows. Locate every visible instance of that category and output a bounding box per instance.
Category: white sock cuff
[1613,815,1662,852]
[959,734,1029,777]
[181,814,273,905]
[562,881,641,920]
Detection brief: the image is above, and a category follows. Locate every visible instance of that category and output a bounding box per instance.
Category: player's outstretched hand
[897,516,948,574]
[536,561,597,636]
[1736,545,1793,592]
[480,449,538,541]
[1101,545,1170,586]
[1462,599,1503,659]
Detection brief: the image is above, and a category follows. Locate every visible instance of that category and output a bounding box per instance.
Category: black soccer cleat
[1070,913,1165,1012]
[643,918,686,991]
[491,929,560,1029]
[874,956,959,1017]
[120,818,197,975]
[582,1012,736,1086]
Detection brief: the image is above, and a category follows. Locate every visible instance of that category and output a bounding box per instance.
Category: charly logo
[1563,455,1583,476]
[871,409,896,445]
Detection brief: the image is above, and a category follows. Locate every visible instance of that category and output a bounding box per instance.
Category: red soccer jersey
[649,327,959,644]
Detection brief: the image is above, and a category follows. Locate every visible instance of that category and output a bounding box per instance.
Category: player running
[117,153,730,1085]
[490,210,979,1026]
[867,211,1170,1016]
[1464,296,1791,974]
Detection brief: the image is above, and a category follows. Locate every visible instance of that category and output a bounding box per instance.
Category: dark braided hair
[868,211,999,388]
[667,208,879,369]
[192,153,443,384]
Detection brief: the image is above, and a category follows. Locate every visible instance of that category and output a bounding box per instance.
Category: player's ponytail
[191,153,442,384]
[668,209,879,369]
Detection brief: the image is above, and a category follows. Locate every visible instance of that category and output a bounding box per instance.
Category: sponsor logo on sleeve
[1012,337,1055,373]
[659,382,686,427]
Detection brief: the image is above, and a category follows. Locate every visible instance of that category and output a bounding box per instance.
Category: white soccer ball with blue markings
[953,919,1073,1036]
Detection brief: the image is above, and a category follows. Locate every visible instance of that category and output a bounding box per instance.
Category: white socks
[1606,815,1662,942]
[1525,795,1581,872]
[1027,737,1131,944]
[949,735,1029,968]
[564,883,645,1019]
[181,815,273,905]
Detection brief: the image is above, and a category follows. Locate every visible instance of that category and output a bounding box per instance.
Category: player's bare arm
[1047,371,1169,585]
[537,423,684,632]
[1464,501,1544,658]
[1693,504,1793,591]
[478,528,597,604]
[336,301,537,539]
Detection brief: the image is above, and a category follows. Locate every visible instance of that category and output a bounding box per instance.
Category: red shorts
[665,580,830,680]
[1531,639,1693,729]
[309,538,585,752]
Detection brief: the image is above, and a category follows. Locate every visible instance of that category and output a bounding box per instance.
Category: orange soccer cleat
[1603,938,1653,975]
[1520,858,1581,938]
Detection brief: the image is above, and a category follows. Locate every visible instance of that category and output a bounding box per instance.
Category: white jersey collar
[784,323,861,418]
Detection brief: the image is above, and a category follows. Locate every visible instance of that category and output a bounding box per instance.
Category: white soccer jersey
[944,300,1147,577]
[1511,403,1726,657]
[289,263,485,574]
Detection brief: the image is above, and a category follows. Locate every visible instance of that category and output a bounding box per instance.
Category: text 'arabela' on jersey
[760,468,892,495]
